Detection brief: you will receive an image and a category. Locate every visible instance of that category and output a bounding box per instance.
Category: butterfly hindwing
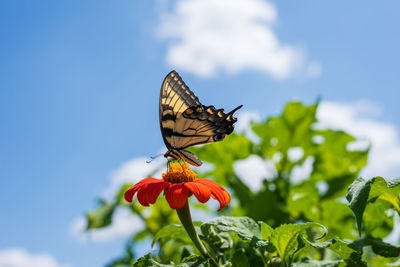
[171,104,242,149]
[159,70,242,166]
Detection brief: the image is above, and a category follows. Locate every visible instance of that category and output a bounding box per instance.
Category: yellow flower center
[162,162,197,183]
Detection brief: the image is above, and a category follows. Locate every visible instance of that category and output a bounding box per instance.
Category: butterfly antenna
[146,153,164,164]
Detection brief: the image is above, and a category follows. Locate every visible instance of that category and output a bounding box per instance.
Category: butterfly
[159,70,242,166]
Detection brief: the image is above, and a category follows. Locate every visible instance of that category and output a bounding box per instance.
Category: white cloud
[234,155,277,191]
[317,100,400,179]
[70,208,143,243]
[235,111,261,143]
[71,155,166,243]
[291,156,314,185]
[157,0,320,79]
[0,248,71,267]
[70,152,225,243]
[102,156,165,201]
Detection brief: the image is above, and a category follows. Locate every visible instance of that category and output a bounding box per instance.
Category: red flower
[124,162,230,211]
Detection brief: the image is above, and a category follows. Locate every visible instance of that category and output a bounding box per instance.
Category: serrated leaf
[152,224,190,248]
[363,236,400,258]
[291,258,342,267]
[369,177,400,212]
[260,222,273,240]
[270,223,326,263]
[134,253,209,267]
[134,254,166,267]
[346,176,400,235]
[363,199,393,237]
[309,238,365,267]
[346,177,370,235]
[201,216,261,240]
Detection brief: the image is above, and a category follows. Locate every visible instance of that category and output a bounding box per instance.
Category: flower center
[162,162,197,183]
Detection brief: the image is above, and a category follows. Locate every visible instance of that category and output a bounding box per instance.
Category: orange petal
[165,183,189,209]
[195,178,230,211]
[137,184,151,206]
[185,182,211,203]
[124,178,161,203]
[146,181,170,204]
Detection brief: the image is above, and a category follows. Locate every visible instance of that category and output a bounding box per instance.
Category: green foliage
[83,101,400,266]
[140,217,369,266]
[346,176,400,235]
[86,201,116,229]
[270,223,326,264]
[133,253,210,267]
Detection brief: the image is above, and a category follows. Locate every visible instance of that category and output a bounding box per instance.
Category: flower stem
[176,201,218,266]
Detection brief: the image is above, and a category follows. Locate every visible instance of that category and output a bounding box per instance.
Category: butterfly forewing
[159,70,242,166]
[159,71,201,149]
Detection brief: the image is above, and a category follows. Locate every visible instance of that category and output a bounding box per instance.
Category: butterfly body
[159,70,242,166]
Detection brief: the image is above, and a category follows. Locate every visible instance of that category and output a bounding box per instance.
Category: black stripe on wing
[161,71,201,116]
[159,71,202,149]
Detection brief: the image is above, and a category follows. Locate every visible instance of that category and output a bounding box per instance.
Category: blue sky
[1,0,400,266]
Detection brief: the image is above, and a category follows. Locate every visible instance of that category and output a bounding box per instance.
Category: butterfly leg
[167,158,174,172]
[178,160,187,175]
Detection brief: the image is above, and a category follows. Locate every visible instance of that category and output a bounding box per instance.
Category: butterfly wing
[159,70,242,166]
[172,104,242,149]
[159,70,201,150]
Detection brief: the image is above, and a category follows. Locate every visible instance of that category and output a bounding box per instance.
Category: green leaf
[291,258,342,267]
[260,222,273,240]
[346,177,400,235]
[252,102,318,178]
[346,177,371,235]
[245,182,287,225]
[152,224,191,248]
[287,181,320,221]
[134,254,166,267]
[201,216,261,241]
[134,253,210,267]
[369,257,400,267]
[363,236,400,258]
[294,235,365,266]
[312,130,368,183]
[86,201,116,229]
[270,223,326,263]
[363,199,393,237]
[304,237,365,267]
[368,177,400,212]
[231,248,250,267]
[133,198,179,241]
